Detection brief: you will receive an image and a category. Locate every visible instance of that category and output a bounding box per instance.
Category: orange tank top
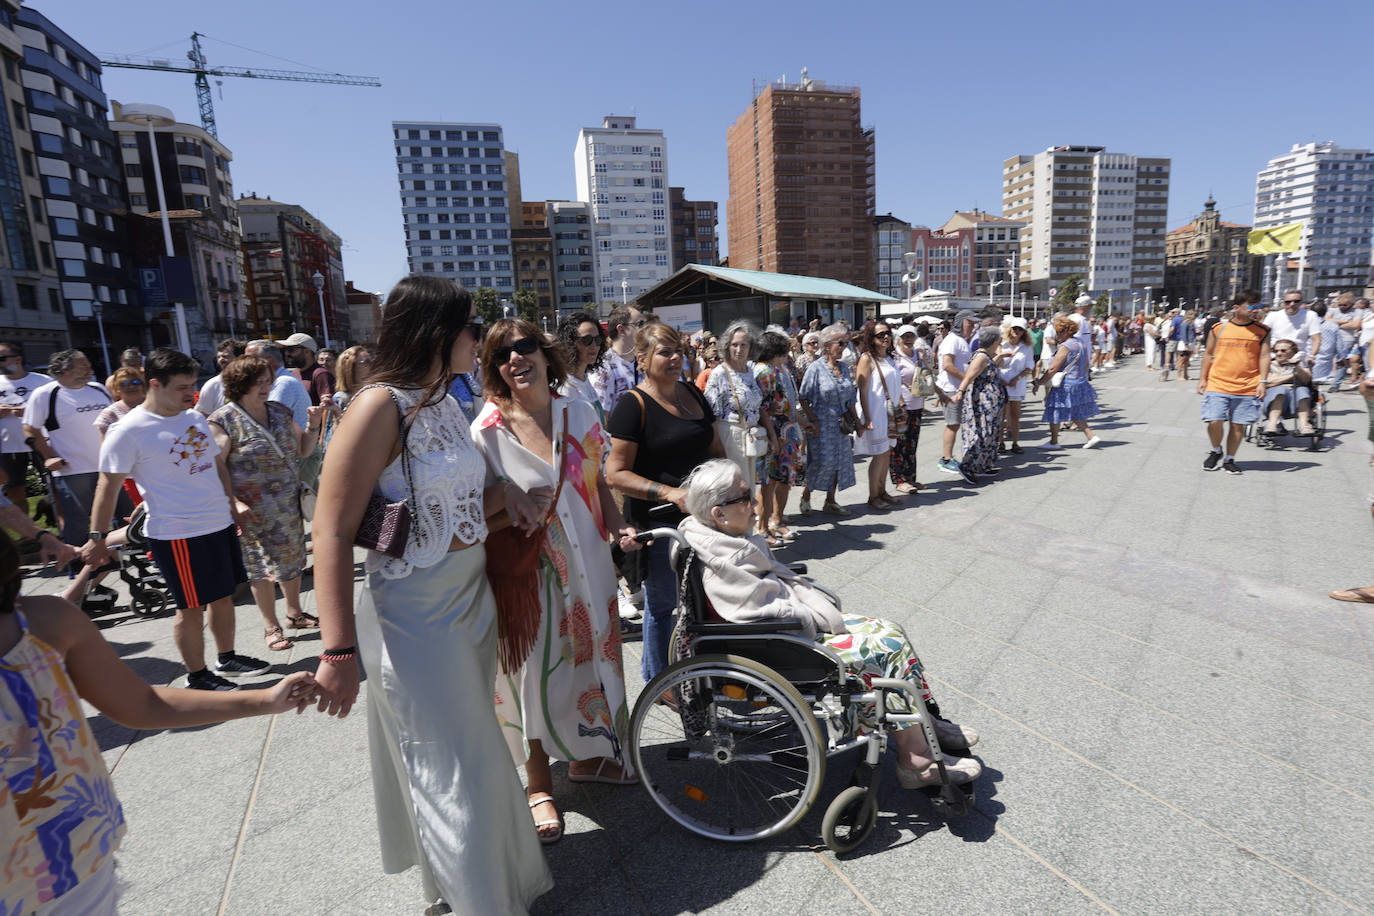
[1205,320,1270,395]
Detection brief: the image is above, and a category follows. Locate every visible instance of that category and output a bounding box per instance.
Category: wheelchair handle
[632,527,687,547]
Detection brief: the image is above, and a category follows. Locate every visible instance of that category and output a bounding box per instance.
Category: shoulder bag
[353,385,414,559]
[724,368,768,458]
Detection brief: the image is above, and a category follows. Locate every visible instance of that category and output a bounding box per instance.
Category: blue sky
[54,0,1374,296]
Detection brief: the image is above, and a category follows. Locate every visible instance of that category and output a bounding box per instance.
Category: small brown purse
[354,386,414,559]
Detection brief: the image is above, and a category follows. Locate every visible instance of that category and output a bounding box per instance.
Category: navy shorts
[0,451,31,489]
[147,525,247,610]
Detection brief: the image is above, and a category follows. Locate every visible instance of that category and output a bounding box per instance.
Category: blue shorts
[1262,385,1312,415]
[147,525,247,610]
[1200,392,1261,423]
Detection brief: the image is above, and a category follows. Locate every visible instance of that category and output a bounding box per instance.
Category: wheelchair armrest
[786,562,808,575]
[684,619,807,636]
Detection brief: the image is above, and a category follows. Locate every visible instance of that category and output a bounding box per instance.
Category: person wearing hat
[279,333,335,407]
[997,317,1035,453]
[935,310,979,475]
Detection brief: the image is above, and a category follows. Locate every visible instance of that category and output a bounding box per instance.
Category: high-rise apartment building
[546,200,595,311]
[574,115,672,302]
[940,210,1026,300]
[1002,145,1169,298]
[17,8,139,359]
[1163,198,1262,308]
[726,73,875,288]
[110,100,242,357]
[392,121,514,293]
[238,193,348,345]
[0,0,64,362]
[873,214,911,300]
[670,187,718,271]
[1253,142,1374,299]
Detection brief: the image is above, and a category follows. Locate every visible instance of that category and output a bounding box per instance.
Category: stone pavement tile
[953,648,1373,908]
[115,849,232,915]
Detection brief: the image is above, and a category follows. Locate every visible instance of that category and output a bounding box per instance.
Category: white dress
[353,386,552,913]
[471,397,630,769]
[853,355,901,457]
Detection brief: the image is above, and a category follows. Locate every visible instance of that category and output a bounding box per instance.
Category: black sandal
[285,613,319,629]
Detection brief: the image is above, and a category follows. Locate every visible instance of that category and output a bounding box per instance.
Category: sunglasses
[464,322,485,339]
[575,334,601,346]
[1283,300,1303,306]
[719,492,752,507]
[874,331,891,339]
[491,336,539,364]
[119,379,144,387]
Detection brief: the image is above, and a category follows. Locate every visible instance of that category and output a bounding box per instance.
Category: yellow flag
[1248,222,1303,255]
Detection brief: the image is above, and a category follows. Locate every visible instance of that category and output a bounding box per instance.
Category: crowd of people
[7,275,1374,914]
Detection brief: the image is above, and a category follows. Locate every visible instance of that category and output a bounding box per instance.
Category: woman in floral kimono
[472,319,642,845]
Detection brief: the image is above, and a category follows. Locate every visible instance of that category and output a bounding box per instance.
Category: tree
[471,286,500,325]
[1052,275,1082,311]
[512,288,537,322]
[1093,292,1111,317]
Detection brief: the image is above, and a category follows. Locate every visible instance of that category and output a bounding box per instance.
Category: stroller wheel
[821,785,878,854]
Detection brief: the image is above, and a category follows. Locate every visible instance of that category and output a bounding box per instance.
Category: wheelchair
[1244,379,1326,451]
[627,528,974,854]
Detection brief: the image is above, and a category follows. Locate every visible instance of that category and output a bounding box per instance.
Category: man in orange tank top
[1197,291,1271,475]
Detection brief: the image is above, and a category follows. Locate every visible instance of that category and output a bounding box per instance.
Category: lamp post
[91,300,112,377]
[500,298,511,319]
[901,252,920,313]
[121,103,190,355]
[1144,285,1152,315]
[311,270,331,349]
[619,268,629,305]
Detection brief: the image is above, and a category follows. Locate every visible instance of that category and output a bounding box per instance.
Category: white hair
[818,323,848,346]
[682,458,744,526]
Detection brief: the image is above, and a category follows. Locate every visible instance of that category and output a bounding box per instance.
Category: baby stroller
[628,527,974,854]
[116,503,173,617]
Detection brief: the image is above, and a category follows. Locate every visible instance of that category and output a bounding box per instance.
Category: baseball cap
[894,324,918,338]
[280,333,318,350]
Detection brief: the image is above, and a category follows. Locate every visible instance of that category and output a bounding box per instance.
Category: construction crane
[100,32,380,138]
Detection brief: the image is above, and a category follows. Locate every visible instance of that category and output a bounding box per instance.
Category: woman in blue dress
[798,324,859,516]
[1033,314,1102,448]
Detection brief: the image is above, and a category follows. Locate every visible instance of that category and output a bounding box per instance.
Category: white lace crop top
[365,386,487,579]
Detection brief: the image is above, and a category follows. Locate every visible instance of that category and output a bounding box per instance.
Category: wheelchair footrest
[919,781,975,818]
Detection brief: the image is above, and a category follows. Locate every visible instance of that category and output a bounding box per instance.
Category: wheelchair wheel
[821,784,878,854]
[630,653,826,843]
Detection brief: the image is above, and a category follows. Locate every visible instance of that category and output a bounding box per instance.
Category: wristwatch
[87,531,106,542]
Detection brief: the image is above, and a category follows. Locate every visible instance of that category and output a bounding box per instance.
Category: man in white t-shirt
[1068,295,1096,369]
[936,310,978,477]
[1264,290,1322,364]
[195,337,243,417]
[0,341,50,507]
[21,349,132,546]
[81,348,267,691]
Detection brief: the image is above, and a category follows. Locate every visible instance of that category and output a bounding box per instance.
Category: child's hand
[264,671,318,715]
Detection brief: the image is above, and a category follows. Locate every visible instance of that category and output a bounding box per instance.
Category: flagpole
[1296,226,1308,299]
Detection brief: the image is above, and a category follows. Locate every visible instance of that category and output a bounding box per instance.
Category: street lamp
[619,268,629,305]
[121,103,190,355]
[500,298,511,319]
[901,252,921,312]
[91,300,112,376]
[310,271,332,349]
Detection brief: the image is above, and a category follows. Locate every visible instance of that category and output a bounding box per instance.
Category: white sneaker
[617,591,642,621]
[1083,436,1102,449]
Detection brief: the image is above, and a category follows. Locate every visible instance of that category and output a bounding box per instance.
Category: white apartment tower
[574,116,672,303]
[1002,145,1170,298]
[1254,142,1374,298]
[392,121,514,293]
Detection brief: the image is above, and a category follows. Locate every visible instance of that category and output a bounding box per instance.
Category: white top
[1068,313,1094,348]
[1041,324,1057,359]
[997,342,1036,400]
[1332,306,1367,344]
[99,406,231,540]
[936,332,971,395]
[268,368,311,429]
[558,373,600,416]
[22,381,111,475]
[892,347,926,411]
[196,374,225,417]
[1358,312,1374,349]
[1264,308,1322,359]
[366,386,487,580]
[856,354,901,423]
[0,371,50,453]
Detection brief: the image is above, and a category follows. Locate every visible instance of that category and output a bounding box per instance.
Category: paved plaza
[24,357,1374,915]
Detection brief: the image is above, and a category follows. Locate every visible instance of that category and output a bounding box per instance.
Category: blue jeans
[640,538,679,683]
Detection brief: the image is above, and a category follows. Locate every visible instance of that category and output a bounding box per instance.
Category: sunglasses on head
[492,336,539,364]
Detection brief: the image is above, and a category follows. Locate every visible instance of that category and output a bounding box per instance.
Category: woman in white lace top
[311,276,553,915]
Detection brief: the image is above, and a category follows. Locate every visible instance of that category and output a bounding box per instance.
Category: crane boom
[98,33,380,138]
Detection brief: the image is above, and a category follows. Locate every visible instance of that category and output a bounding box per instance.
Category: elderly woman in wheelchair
[1262,338,1315,437]
[676,457,980,787]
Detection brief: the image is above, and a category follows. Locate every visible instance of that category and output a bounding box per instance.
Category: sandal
[761,532,783,548]
[769,524,797,542]
[798,494,812,516]
[527,793,563,844]
[821,502,851,517]
[568,757,638,785]
[264,626,293,652]
[285,613,319,629]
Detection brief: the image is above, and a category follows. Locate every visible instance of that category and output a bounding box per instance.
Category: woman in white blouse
[998,318,1036,454]
[704,320,776,491]
[556,310,607,424]
[310,276,553,915]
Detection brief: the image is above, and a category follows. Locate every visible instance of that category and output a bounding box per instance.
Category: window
[38,242,51,268]
[48,289,61,313]
[419,246,433,256]
[54,217,78,235]
[16,285,36,310]
[174,137,202,157]
[44,176,69,196]
[29,196,42,224]
[178,165,207,184]
[9,101,21,127]
[413,180,426,190]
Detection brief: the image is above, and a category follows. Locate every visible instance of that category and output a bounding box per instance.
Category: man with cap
[1068,295,1096,372]
[936,310,979,475]
[279,333,335,407]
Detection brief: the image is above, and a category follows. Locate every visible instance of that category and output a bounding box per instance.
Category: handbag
[485,405,569,675]
[353,386,414,559]
[879,358,907,440]
[726,367,768,457]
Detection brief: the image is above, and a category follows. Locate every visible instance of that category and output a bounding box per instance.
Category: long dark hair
[556,310,605,374]
[369,276,473,408]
